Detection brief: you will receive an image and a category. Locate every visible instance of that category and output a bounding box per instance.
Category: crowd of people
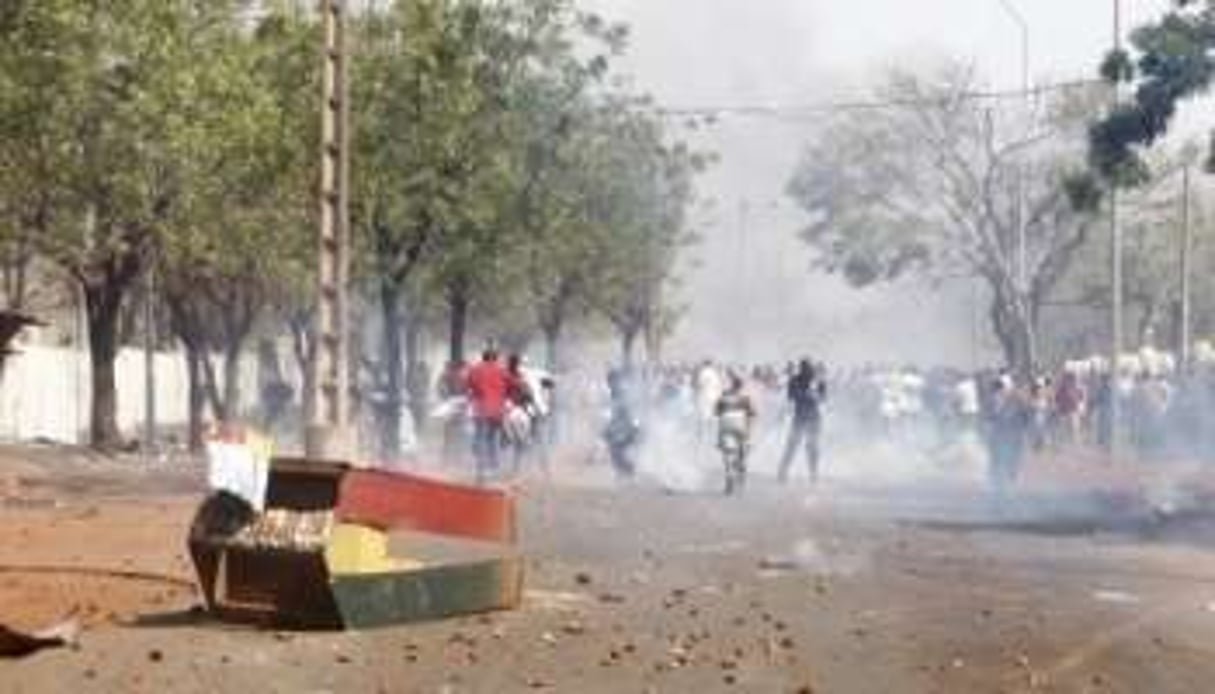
[437,347,556,483]
[430,341,1215,495]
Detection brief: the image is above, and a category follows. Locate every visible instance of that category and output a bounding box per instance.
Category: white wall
[0,344,259,445]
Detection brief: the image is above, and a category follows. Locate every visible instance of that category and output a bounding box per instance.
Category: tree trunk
[165,291,209,448]
[200,352,225,422]
[543,322,562,373]
[289,312,315,426]
[1137,298,1161,348]
[222,345,243,423]
[379,281,404,458]
[185,346,207,451]
[84,284,124,451]
[644,319,663,365]
[620,327,639,369]
[989,287,1033,378]
[404,309,428,436]
[448,284,469,366]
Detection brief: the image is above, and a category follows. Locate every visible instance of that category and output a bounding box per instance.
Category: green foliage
[1089,2,1215,180]
[349,0,702,360]
[0,0,702,444]
[787,61,1103,372]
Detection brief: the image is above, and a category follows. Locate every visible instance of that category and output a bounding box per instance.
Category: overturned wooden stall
[188,459,522,630]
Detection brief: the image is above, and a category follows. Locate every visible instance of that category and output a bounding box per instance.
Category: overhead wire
[645,77,1106,122]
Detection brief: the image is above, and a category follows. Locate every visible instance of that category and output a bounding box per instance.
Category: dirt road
[3,448,1215,693]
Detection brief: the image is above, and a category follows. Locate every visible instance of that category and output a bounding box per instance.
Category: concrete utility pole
[306,0,354,461]
[1109,0,1125,460]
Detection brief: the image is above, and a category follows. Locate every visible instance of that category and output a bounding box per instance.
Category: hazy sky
[578,0,1186,365]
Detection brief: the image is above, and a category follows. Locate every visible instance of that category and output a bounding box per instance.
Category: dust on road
[4,451,1215,693]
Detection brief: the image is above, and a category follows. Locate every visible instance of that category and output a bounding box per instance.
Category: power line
[649,77,1104,121]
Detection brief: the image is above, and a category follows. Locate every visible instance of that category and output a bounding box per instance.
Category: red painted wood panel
[336,471,516,544]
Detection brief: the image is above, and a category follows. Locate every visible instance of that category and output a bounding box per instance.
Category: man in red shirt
[464,348,511,482]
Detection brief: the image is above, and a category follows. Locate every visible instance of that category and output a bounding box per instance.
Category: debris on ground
[0,617,79,658]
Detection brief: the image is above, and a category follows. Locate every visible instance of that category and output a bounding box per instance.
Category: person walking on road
[779,359,827,485]
[464,348,511,483]
[603,368,641,481]
[716,371,757,495]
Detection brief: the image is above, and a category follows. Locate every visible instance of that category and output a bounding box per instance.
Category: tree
[786,62,1102,374]
[350,0,641,453]
[158,9,318,449]
[0,1,261,449]
[1058,148,1215,353]
[1090,0,1215,181]
[587,98,703,367]
[351,0,541,455]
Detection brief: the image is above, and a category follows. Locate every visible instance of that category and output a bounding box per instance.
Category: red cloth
[465,359,511,422]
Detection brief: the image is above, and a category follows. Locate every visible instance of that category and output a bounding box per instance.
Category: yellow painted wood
[324,523,421,575]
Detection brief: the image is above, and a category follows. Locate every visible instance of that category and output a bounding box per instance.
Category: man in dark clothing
[779,359,828,485]
[603,368,641,480]
[986,377,1031,494]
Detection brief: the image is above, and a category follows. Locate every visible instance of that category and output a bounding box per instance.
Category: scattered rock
[574,572,593,586]
[147,649,164,663]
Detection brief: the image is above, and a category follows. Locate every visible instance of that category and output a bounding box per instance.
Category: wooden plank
[324,524,421,575]
[337,471,516,543]
[330,558,523,629]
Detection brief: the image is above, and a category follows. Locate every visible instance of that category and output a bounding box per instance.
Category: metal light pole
[1180,160,1193,371]
[996,0,1033,372]
[1109,0,1125,460]
[736,199,750,362]
[143,262,157,460]
[306,0,355,461]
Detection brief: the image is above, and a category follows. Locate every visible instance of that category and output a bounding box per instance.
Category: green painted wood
[330,558,523,629]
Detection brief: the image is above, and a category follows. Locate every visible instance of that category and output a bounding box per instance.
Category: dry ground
[3,445,1215,693]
